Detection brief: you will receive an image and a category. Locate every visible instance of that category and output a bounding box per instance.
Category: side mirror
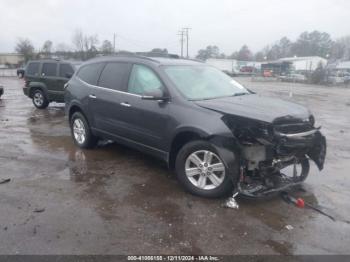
[65,73,73,79]
[141,88,169,101]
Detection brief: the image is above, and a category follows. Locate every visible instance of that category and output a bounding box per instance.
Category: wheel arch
[168,128,207,170]
[169,127,241,184]
[68,103,86,122]
[28,82,47,98]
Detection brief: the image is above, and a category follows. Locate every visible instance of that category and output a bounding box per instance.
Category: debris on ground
[304,201,336,221]
[285,225,294,231]
[224,192,239,209]
[33,208,46,213]
[0,178,11,184]
[281,192,305,208]
[281,191,335,221]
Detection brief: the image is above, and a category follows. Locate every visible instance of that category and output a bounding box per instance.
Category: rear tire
[32,89,49,109]
[70,112,98,149]
[175,140,233,198]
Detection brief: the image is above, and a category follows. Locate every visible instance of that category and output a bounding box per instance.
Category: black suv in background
[23,60,79,109]
[65,55,326,198]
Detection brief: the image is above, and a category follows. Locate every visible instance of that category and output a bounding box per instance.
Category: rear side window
[98,62,131,91]
[26,62,40,76]
[42,63,57,77]
[77,63,105,85]
[59,63,74,78]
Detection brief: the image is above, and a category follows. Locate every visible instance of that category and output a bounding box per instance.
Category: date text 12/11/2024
[127,255,220,261]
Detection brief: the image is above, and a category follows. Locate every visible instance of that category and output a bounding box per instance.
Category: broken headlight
[234,125,273,145]
[222,116,273,145]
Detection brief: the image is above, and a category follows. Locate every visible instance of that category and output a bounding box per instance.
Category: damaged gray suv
[65,55,326,198]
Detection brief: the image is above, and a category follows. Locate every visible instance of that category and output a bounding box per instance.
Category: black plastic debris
[0,178,11,184]
[33,208,46,213]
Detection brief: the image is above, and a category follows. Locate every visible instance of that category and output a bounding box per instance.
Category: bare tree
[101,40,114,55]
[72,29,99,60]
[56,43,71,52]
[15,38,35,62]
[72,29,84,52]
[42,40,53,58]
[330,35,350,61]
[237,45,253,61]
[196,45,220,60]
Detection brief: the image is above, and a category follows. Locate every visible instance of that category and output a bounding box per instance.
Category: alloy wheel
[33,92,44,107]
[185,150,226,190]
[73,118,86,144]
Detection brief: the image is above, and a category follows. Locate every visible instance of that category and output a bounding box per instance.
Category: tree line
[195,30,350,62]
[14,29,350,64]
[15,29,116,63]
[15,29,171,64]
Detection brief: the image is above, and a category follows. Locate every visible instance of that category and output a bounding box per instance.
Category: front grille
[274,122,313,135]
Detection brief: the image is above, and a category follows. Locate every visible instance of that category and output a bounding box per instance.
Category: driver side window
[128,64,162,95]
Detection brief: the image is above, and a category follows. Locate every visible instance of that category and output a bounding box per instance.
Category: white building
[206,58,261,74]
[335,61,350,70]
[278,56,328,71]
[206,58,239,74]
[0,53,24,67]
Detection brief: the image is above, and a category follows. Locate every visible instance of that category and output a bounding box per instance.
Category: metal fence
[0,69,17,77]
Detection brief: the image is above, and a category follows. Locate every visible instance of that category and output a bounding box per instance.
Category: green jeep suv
[23,60,79,109]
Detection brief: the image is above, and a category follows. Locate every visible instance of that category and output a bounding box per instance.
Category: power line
[177,30,185,58]
[183,27,191,58]
[113,33,116,53]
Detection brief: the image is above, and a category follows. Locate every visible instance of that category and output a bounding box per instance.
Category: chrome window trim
[77,76,142,98]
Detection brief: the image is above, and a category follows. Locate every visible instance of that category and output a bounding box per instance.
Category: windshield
[163,65,249,100]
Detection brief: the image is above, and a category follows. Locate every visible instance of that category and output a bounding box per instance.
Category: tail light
[24,77,29,87]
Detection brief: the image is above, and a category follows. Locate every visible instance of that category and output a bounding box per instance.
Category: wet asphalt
[0,77,349,255]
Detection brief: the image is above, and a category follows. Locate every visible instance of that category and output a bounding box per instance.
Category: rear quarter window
[98,62,131,91]
[42,63,58,77]
[59,63,74,78]
[26,62,40,76]
[77,63,105,86]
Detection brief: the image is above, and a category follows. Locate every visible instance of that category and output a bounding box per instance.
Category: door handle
[120,102,131,107]
[89,94,97,99]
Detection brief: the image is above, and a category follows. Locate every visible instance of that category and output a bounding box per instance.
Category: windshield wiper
[232,92,249,97]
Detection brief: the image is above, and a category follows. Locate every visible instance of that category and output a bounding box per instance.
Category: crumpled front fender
[209,135,241,184]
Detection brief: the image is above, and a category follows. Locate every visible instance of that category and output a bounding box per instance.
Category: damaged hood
[195,94,310,123]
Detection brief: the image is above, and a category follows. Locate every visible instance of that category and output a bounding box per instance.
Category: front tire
[32,89,49,109]
[175,140,233,198]
[70,112,98,149]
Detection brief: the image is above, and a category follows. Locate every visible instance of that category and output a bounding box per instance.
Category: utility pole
[183,27,191,58]
[113,33,116,54]
[177,30,185,58]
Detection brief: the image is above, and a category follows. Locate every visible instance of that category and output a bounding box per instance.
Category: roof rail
[135,52,179,59]
[114,52,161,63]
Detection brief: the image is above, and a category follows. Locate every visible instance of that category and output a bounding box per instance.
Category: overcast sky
[1,0,350,56]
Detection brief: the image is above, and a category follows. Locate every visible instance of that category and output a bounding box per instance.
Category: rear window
[77,63,105,85]
[98,62,131,91]
[42,63,57,77]
[59,63,74,78]
[26,62,40,76]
